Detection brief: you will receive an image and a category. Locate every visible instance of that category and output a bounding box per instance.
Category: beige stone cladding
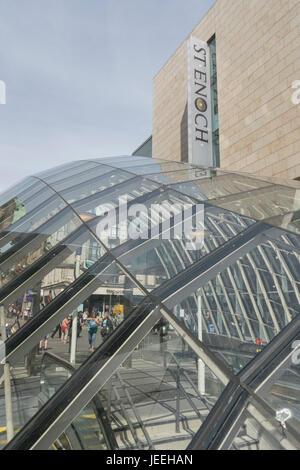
[152,0,300,180]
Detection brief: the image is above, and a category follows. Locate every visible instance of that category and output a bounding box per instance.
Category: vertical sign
[187,37,213,167]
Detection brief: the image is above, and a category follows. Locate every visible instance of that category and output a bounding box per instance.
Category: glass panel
[170,286,264,374]
[3,260,148,436]
[170,173,272,201]
[87,187,254,258]
[102,203,256,293]
[1,228,107,338]
[62,402,108,450]
[146,168,224,185]
[60,169,139,205]
[280,231,300,252]
[0,207,82,291]
[265,210,300,235]
[72,176,160,219]
[0,179,53,236]
[38,260,146,361]
[220,170,300,191]
[90,316,227,450]
[49,163,115,193]
[40,354,108,450]
[230,401,298,450]
[209,185,300,221]
[158,226,299,374]
[0,177,41,209]
[254,333,300,437]
[108,159,167,169]
[92,156,166,166]
[258,364,300,436]
[0,189,67,256]
[39,161,101,185]
[35,160,88,181]
[116,162,194,174]
[40,353,72,397]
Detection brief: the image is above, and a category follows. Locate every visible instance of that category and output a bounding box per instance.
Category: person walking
[51,323,62,339]
[100,312,114,341]
[87,313,99,352]
[61,317,70,344]
[82,310,88,326]
[39,335,49,352]
[77,311,83,338]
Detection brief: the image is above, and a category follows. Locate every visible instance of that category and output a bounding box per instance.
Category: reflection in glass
[254,334,300,437]
[72,176,160,220]
[265,210,300,235]
[170,173,271,201]
[209,185,300,222]
[0,208,82,291]
[146,168,221,185]
[230,401,298,450]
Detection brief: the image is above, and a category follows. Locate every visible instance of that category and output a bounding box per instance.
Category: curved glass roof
[0,156,299,450]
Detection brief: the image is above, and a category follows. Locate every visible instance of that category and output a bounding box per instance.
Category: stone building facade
[152,0,300,180]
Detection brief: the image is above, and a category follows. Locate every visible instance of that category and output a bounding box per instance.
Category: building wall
[152,0,300,180]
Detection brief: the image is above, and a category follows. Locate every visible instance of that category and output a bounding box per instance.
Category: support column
[70,251,81,365]
[0,305,14,442]
[197,292,205,395]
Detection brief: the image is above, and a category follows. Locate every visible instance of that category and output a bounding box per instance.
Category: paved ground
[39,324,105,365]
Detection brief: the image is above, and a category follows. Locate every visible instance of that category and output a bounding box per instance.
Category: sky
[0,0,215,193]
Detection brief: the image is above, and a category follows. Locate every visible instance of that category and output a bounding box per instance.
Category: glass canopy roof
[0,156,299,451]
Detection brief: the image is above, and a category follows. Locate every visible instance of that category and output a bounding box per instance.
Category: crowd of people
[49,305,122,353]
[2,302,123,354]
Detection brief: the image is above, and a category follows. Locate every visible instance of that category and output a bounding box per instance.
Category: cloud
[0,0,215,194]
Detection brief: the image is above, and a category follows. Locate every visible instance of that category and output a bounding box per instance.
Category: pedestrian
[83,310,88,326]
[23,308,29,322]
[110,312,117,329]
[15,309,21,330]
[87,313,99,351]
[100,312,114,340]
[39,335,49,352]
[77,311,83,338]
[51,323,62,339]
[61,317,70,344]
[156,317,169,354]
